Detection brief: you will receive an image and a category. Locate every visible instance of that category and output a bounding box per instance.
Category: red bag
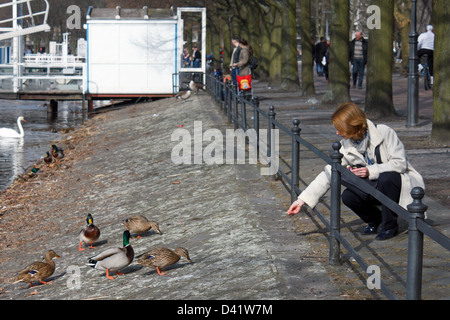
[236,74,252,91]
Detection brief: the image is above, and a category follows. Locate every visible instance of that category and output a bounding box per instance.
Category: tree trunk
[322,0,351,104]
[279,0,300,90]
[395,0,411,74]
[268,4,283,86]
[258,5,272,81]
[431,0,450,143]
[300,0,315,96]
[238,0,251,41]
[364,0,397,118]
[208,15,221,67]
[221,15,232,71]
[246,2,262,79]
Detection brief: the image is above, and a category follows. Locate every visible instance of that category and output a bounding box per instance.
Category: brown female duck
[15,250,61,287]
[122,215,161,238]
[79,213,101,251]
[137,247,191,275]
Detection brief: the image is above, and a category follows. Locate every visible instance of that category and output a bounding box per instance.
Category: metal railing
[0,0,50,41]
[206,73,450,300]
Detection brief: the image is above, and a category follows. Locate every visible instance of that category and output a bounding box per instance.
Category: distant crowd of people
[182,45,202,68]
[311,23,434,88]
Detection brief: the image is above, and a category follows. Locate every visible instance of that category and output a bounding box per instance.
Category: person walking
[418,24,435,84]
[192,45,201,68]
[323,40,330,81]
[315,37,327,76]
[232,39,251,75]
[349,31,368,89]
[286,102,425,241]
[229,36,241,88]
[232,38,251,92]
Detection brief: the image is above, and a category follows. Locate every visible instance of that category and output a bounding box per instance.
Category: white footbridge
[0,0,86,103]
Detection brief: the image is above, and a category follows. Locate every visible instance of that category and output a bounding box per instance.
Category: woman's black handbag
[341,145,381,201]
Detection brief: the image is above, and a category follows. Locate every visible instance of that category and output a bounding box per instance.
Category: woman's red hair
[332,102,367,140]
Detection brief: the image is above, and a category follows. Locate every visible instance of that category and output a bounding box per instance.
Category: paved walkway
[0,66,448,301]
[0,93,342,301]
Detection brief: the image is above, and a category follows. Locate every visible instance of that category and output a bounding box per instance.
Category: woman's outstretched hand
[287,199,305,215]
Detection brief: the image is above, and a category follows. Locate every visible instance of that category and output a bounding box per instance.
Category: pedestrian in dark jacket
[349,31,368,89]
[314,37,327,76]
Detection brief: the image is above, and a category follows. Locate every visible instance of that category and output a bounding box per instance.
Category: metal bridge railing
[206,73,450,300]
[0,0,51,41]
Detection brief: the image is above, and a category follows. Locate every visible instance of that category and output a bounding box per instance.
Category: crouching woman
[287,102,425,240]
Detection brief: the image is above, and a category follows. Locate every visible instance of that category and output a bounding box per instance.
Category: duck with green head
[44,151,53,166]
[51,144,64,164]
[87,230,134,279]
[79,213,101,251]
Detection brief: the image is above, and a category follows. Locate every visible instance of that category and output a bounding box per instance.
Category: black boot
[361,222,380,235]
[375,226,398,241]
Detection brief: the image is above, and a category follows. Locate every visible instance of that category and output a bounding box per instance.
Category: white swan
[0,116,26,138]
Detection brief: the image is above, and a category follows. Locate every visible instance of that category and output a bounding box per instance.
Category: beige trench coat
[298,119,425,209]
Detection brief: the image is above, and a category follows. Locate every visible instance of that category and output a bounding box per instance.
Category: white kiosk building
[85,6,206,99]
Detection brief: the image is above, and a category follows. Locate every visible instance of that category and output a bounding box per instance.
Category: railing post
[252,96,260,146]
[329,142,343,265]
[267,105,276,159]
[227,82,233,123]
[218,80,222,109]
[213,76,217,102]
[240,91,247,129]
[217,78,221,105]
[406,187,427,300]
[232,86,239,130]
[291,119,301,203]
[224,79,229,115]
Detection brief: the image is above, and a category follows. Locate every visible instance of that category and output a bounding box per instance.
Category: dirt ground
[0,115,99,285]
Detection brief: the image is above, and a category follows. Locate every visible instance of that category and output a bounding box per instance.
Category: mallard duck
[79,213,101,251]
[44,151,53,166]
[122,215,161,239]
[28,167,40,177]
[87,230,134,279]
[51,144,64,164]
[137,247,191,275]
[15,250,61,287]
[17,167,40,182]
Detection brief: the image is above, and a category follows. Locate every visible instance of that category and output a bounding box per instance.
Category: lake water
[0,99,88,191]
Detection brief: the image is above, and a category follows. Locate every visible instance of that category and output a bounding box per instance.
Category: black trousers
[342,172,402,231]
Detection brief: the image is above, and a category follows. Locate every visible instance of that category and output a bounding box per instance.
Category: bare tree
[322,0,351,104]
[299,0,315,96]
[279,0,300,90]
[431,0,450,143]
[364,0,397,118]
